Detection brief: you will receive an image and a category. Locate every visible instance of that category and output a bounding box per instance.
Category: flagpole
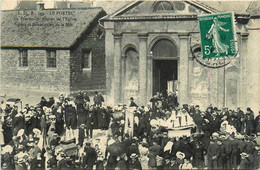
[223,56,226,107]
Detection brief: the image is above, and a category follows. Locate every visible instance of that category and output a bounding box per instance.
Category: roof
[16,1,37,10]
[6,98,22,103]
[55,1,92,9]
[1,8,106,48]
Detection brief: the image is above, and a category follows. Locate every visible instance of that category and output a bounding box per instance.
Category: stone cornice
[112,32,123,39]
[240,32,249,40]
[107,15,198,21]
[235,14,250,24]
[178,32,190,39]
[137,33,149,39]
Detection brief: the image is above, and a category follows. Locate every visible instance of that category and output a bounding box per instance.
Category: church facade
[101,1,260,111]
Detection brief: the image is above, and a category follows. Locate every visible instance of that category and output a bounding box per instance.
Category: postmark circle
[191,44,235,68]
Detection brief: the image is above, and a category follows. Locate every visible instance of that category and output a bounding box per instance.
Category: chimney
[36,1,45,11]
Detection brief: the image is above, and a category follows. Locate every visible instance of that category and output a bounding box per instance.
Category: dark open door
[153,60,178,96]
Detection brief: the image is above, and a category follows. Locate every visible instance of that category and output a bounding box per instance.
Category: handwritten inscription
[15,10,77,27]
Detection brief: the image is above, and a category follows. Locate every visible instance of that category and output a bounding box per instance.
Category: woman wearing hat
[0,118,5,145]
[138,140,149,169]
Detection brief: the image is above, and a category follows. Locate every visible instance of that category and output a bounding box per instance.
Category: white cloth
[179,163,193,169]
[164,141,173,152]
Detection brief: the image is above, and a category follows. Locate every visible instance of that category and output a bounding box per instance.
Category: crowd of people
[0,91,260,170]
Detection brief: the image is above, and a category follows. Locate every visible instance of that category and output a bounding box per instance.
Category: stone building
[101,1,260,111]
[1,5,107,100]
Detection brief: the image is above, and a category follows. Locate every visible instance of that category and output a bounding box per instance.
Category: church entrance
[151,38,178,97]
[153,60,178,96]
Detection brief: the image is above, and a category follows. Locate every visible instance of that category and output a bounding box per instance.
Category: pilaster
[178,32,190,106]
[138,33,148,106]
[113,32,122,105]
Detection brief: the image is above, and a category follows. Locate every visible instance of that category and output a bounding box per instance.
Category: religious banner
[198,13,237,59]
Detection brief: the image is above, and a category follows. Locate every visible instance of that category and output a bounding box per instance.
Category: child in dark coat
[78,124,85,147]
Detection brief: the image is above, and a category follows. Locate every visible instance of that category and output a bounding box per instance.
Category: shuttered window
[46,50,57,68]
[19,50,28,67]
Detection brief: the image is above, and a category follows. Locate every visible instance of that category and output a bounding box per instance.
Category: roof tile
[1,8,104,48]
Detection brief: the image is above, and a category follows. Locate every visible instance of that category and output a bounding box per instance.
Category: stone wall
[245,18,260,112]
[70,23,106,94]
[1,49,70,104]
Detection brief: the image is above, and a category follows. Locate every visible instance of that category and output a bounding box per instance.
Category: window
[18,50,28,67]
[82,50,92,70]
[46,50,57,68]
[153,1,174,12]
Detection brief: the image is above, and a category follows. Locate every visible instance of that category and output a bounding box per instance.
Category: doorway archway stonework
[149,38,178,97]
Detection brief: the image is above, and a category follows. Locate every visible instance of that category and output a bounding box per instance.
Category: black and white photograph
[1,0,260,169]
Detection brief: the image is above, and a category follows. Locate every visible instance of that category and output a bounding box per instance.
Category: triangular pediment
[104,1,219,20]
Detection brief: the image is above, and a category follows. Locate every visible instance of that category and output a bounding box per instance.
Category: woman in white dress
[0,118,4,145]
[139,141,149,169]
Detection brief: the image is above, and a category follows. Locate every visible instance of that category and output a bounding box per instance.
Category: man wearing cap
[64,101,77,140]
[245,108,255,135]
[128,153,142,170]
[127,141,140,159]
[83,142,97,170]
[252,144,260,169]
[207,132,220,169]
[216,137,226,169]
[39,97,47,109]
[129,97,138,108]
[115,153,127,169]
[193,105,204,133]
[254,111,260,134]
[83,92,90,103]
[86,111,94,138]
[93,91,104,107]
[229,135,240,169]
[236,107,245,133]
[191,139,204,168]
[238,152,250,169]
[9,105,18,119]
[150,95,159,111]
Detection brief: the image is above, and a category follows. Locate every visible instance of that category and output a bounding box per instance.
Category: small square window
[19,50,28,67]
[82,50,92,70]
[46,50,56,68]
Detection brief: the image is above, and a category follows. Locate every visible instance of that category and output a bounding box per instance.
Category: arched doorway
[152,39,178,96]
[123,47,139,103]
